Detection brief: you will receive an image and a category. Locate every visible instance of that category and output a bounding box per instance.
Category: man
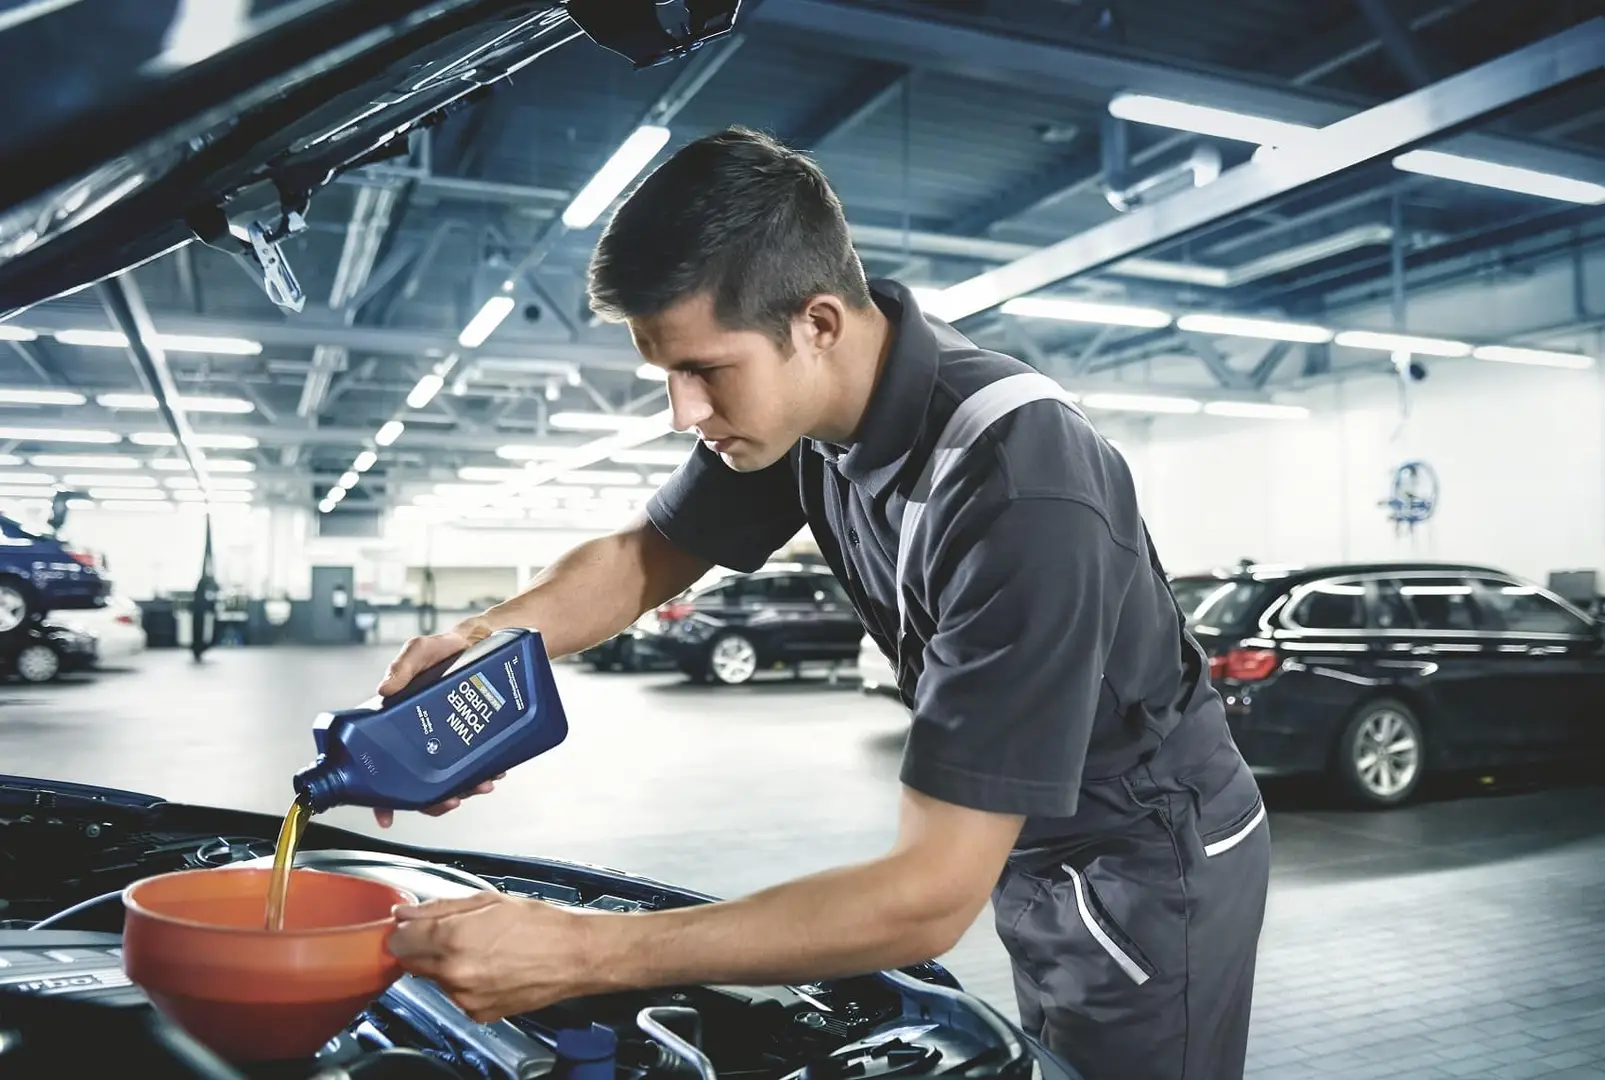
[380,126,1271,1080]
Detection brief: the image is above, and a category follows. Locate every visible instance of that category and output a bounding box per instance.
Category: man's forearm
[459,520,709,659]
[585,852,979,992]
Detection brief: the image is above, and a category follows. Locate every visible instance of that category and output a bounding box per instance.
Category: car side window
[814,576,850,605]
[1372,579,1416,630]
[1471,579,1591,635]
[1394,577,1479,631]
[1289,580,1368,630]
[764,575,820,604]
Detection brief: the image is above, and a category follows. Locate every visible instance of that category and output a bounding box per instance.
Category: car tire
[1335,698,1425,808]
[0,577,36,634]
[706,632,758,686]
[14,644,60,683]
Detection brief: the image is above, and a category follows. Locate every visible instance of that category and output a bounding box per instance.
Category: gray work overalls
[897,372,1272,1080]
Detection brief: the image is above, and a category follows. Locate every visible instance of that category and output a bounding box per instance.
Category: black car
[637,566,865,685]
[0,774,1080,1080]
[1172,561,1605,807]
[0,619,97,683]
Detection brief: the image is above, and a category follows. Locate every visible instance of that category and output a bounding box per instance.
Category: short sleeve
[646,442,807,573]
[901,497,1138,818]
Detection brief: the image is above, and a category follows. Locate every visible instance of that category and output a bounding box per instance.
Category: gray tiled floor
[3,646,1603,1078]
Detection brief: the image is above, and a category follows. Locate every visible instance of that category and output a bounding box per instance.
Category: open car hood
[0,774,1082,1079]
[0,0,740,321]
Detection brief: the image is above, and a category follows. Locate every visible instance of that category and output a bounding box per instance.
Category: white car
[59,594,147,665]
[857,634,898,696]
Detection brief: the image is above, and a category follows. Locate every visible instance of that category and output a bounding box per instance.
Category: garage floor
[3,646,1603,1079]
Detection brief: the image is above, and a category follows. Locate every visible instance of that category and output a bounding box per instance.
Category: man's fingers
[374,808,395,829]
[422,798,462,817]
[393,892,501,922]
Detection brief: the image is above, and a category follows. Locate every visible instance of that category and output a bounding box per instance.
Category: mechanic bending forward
[381,126,1271,1080]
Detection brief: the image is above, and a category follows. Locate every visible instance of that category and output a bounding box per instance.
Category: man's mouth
[701,436,738,453]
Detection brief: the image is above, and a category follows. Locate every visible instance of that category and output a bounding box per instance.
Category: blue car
[0,513,111,633]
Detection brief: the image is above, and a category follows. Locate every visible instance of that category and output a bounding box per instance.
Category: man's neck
[810,304,894,445]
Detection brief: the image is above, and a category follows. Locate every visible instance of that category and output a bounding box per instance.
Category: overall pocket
[1058,862,1156,985]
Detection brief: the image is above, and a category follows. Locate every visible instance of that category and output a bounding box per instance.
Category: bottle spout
[292,756,338,814]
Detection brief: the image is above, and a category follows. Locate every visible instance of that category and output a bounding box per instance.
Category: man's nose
[668,376,712,433]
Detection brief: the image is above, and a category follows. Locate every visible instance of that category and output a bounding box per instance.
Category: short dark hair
[586,126,872,347]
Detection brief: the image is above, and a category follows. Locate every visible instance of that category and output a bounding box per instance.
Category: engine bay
[0,780,1051,1080]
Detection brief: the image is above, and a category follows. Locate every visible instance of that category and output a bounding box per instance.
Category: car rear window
[1173,578,1268,631]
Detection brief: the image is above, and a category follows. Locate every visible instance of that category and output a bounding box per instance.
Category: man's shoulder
[926,344,1141,548]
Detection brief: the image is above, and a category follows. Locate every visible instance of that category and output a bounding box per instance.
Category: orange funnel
[122,867,416,1062]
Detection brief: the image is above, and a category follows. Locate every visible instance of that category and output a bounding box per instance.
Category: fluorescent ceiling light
[130,432,260,449]
[1471,345,1595,370]
[327,485,347,504]
[87,488,165,501]
[0,427,120,443]
[375,420,405,446]
[98,501,176,513]
[174,489,252,503]
[338,470,360,489]
[458,295,516,349]
[610,448,687,467]
[649,472,675,485]
[406,373,445,410]
[0,455,19,465]
[562,125,672,230]
[558,469,644,487]
[496,444,576,461]
[0,472,56,484]
[53,330,261,354]
[353,450,378,472]
[0,325,38,342]
[30,454,138,468]
[635,363,668,383]
[65,473,157,488]
[549,412,661,433]
[96,393,254,413]
[168,476,253,491]
[1203,401,1311,420]
[0,388,87,406]
[1081,392,1202,415]
[149,457,254,472]
[1393,150,1605,205]
[459,467,526,482]
[1108,93,1315,147]
[1176,313,1333,344]
[1001,296,1172,328]
[1333,330,1471,357]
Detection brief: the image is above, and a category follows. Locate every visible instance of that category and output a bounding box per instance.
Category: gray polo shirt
[647,279,1213,850]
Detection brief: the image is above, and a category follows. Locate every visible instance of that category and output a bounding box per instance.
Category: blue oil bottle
[293,628,569,812]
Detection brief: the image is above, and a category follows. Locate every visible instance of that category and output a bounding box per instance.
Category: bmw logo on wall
[1382,460,1439,532]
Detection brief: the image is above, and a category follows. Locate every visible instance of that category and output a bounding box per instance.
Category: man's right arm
[378,518,709,696]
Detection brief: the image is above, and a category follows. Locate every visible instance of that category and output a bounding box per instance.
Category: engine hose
[27,889,124,931]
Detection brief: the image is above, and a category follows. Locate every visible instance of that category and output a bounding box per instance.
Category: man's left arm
[387,788,1021,1020]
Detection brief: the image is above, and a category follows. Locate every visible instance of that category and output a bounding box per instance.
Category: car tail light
[656,601,693,622]
[116,613,137,625]
[67,551,96,568]
[1211,647,1280,683]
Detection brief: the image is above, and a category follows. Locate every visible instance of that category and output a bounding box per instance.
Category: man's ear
[798,294,847,354]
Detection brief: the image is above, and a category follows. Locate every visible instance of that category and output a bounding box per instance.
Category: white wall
[1118,358,1605,583]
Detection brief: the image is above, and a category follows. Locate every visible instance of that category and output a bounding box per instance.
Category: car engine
[0,783,1056,1080]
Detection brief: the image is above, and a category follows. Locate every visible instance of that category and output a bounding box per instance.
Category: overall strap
[896,371,1080,648]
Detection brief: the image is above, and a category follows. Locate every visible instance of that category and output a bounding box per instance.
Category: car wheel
[0,578,34,634]
[707,633,758,686]
[15,644,60,683]
[1336,698,1425,807]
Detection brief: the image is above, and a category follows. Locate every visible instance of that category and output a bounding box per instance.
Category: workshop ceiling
[1,0,1601,520]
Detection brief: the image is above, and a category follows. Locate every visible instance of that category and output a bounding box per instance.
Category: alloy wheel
[0,585,26,634]
[1353,708,1419,799]
[709,635,757,685]
[16,645,59,683]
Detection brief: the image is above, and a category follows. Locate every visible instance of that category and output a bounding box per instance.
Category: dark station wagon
[1171,561,1605,807]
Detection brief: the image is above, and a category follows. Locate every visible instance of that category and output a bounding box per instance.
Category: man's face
[629,292,837,472]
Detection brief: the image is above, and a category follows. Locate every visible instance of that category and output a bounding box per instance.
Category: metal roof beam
[1355,0,1438,87]
[934,18,1605,321]
[14,308,647,372]
[784,63,910,150]
[765,0,1605,230]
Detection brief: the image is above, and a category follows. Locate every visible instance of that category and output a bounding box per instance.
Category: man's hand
[371,620,494,828]
[388,892,601,1022]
